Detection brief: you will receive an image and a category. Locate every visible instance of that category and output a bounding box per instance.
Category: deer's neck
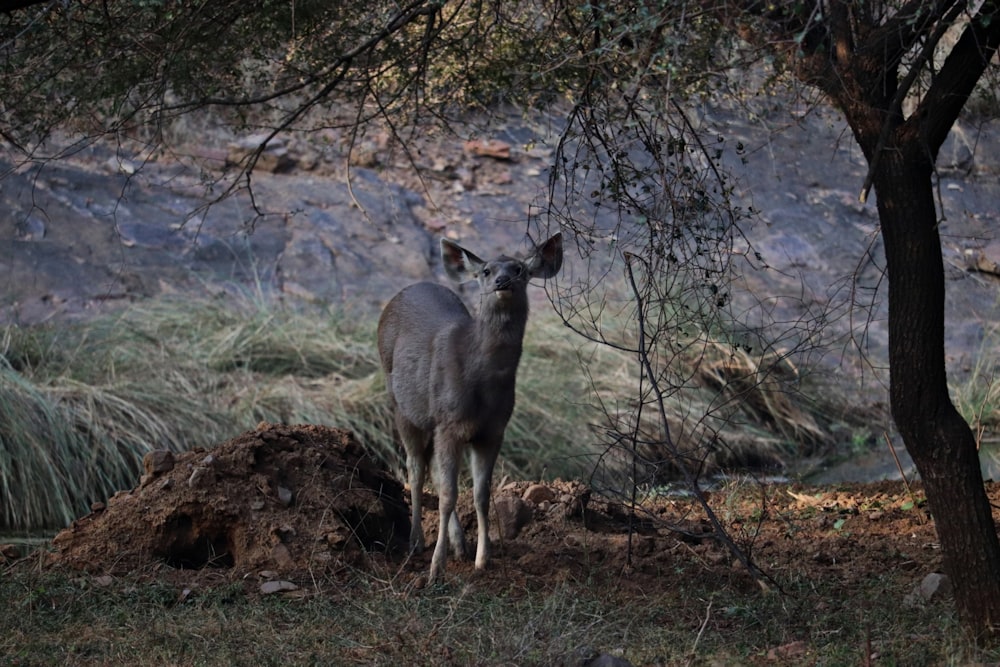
[470,303,528,370]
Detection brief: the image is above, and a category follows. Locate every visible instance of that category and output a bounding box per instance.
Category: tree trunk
[735,0,1000,641]
[873,148,1000,638]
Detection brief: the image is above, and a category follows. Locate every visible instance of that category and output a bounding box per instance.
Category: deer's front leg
[470,441,500,570]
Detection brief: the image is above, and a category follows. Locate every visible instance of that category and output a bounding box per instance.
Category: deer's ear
[441,238,485,283]
[527,233,563,279]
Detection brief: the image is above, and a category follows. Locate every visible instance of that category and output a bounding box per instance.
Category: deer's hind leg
[428,427,470,582]
[396,414,431,554]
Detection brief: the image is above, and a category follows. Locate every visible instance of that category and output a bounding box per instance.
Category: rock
[105,156,138,175]
[456,166,476,190]
[295,147,320,171]
[259,580,299,595]
[0,544,21,561]
[255,147,295,173]
[186,146,229,170]
[143,450,175,476]
[938,119,977,172]
[967,241,1000,277]
[276,486,294,507]
[905,572,953,606]
[93,574,114,587]
[918,572,952,600]
[232,133,286,151]
[635,535,657,557]
[581,652,633,667]
[766,640,809,661]
[463,139,512,160]
[15,214,45,241]
[326,531,348,548]
[90,502,106,512]
[492,496,532,540]
[270,543,294,569]
[227,136,296,173]
[187,466,214,489]
[522,484,555,505]
[561,489,590,518]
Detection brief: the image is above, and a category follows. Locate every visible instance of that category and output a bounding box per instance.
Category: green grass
[0,291,864,531]
[1,559,995,666]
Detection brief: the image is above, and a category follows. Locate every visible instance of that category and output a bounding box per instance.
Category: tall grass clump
[515,305,874,493]
[0,292,393,530]
[0,359,90,529]
[511,311,633,480]
[0,311,237,530]
[1,287,867,531]
[951,321,1000,463]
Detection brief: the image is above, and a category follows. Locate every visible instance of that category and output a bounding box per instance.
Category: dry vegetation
[4,435,999,665]
[1,291,869,530]
[1,297,997,664]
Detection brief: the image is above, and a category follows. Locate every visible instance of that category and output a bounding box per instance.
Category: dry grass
[952,323,1000,450]
[1,527,995,666]
[0,291,869,530]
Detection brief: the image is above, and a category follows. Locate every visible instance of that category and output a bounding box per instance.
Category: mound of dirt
[43,421,958,606]
[49,423,410,577]
[44,420,602,585]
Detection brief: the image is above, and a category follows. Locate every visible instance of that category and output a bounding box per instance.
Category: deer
[376,233,563,583]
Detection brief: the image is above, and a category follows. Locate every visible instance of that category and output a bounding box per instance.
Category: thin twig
[883,431,923,523]
[883,431,912,496]
[623,252,773,592]
[685,600,713,666]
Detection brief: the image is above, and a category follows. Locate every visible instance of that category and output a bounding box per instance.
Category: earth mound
[41,421,954,604]
[43,420,600,585]
[49,423,410,577]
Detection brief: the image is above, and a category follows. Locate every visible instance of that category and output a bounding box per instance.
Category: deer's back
[377,282,471,367]
[377,282,474,426]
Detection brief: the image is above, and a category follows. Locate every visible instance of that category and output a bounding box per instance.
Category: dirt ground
[30,422,962,604]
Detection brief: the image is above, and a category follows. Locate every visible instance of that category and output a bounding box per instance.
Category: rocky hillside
[2,103,999,434]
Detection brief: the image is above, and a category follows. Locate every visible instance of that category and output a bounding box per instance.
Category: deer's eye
[483,268,491,277]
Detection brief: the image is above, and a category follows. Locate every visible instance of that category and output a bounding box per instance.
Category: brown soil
[40,423,960,598]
